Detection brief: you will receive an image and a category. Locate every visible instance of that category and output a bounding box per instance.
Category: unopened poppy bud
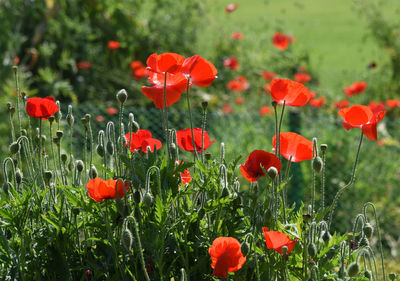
[54,102,61,122]
[9,142,20,154]
[312,156,323,173]
[363,223,373,239]
[358,236,369,247]
[121,228,133,251]
[326,247,336,259]
[220,186,229,198]
[202,101,208,111]
[322,230,332,242]
[241,241,250,256]
[84,113,91,122]
[15,168,23,184]
[143,192,153,207]
[66,105,74,127]
[282,246,288,255]
[56,130,64,139]
[89,165,98,179]
[41,135,46,145]
[307,243,317,258]
[48,116,55,124]
[106,141,114,155]
[389,273,397,281]
[364,270,372,280]
[347,262,360,277]
[96,144,105,157]
[44,170,52,185]
[116,89,128,104]
[8,104,16,116]
[76,160,84,172]
[61,153,68,164]
[52,136,60,145]
[134,190,142,204]
[271,101,278,108]
[267,166,278,179]
[198,208,206,220]
[320,144,328,152]
[68,155,75,171]
[20,129,27,136]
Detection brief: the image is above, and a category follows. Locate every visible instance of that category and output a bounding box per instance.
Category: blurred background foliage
[0,0,400,270]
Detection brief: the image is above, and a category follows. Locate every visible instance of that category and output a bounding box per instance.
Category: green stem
[38,119,45,188]
[13,67,22,133]
[185,79,199,160]
[131,215,151,281]
[321,150,326,211]
[163,72,170,159]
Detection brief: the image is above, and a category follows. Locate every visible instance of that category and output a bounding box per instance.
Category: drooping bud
[363,223,373,239]
[241,241,250,256]
[134,190,142,204]
[121,228,133,251]
[312,156,323,173]
[307,243,317,258]
[48,116,55,125]
[66,105,74,127]
[201,101,208,111]
[389,273,397,281]
[267,166,278,179]
[44,170,52,186]
[56,130,64,139]
[76,160,84,173]
[61,153,68,164]
[322,230,332,242]
[54,101,61,122]
[320,144,328,152]
[89,165,98,179]
[106,141,114,156]
[220,186,229,198]
[143,192,153,207]
[9,142,20,154]
[364,270,372,280]
[358,236,370,247]
[116,89,128,104]
[96,144,105,157]
[128,113,140,133]
[15,168,23,185]
[347,262,360,277]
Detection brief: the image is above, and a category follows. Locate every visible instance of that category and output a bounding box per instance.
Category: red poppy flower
[106,107,118,115]
[13,57,20,65]
[272,32,290,50]
[125,130,162,153]
[262,71,277,81]
[270,78,312,107]
[262,227,298,255]
[222,104,233,114]
[175,161,192,187]
[95,115,105,122]
[225,3,238,13]
[338,104,386,141]
[146,53,185,74]
[334,100,350,109]
[368,101,385,114]
[223,57,239,70]
[86,177,130,202]
[76,61,91,69]
[108,41,120,50]
[259,106,272,116]
[386,99,400,109]
[227,75,249,93]
[176,128,216,153]
[240,150,281,182]
[309,97,326,108]
[232,32,244,40]
[181,55,217,87]
[209,237,246,278]
[272,132,313,162]
[26,97,59,120]
[141,71,188,108]
[235,97,244,104]
[294,72,312,84]
[130,60,148,79]
[344,82,367,97]
[263,83,271,93]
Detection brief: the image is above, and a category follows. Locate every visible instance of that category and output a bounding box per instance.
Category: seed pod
[121,228,133,251]
[76,160,84,173]
[241,241,250,256]
[106,141,114,155]
[89,165,98,179]
[307,243,317,258]
[363,223,373,239]
[267,166,278,179]
[143,192,153,207]
[117,89,128,104]
[312,156,323,173]
[347,262,360,277]
[9,142,20,154]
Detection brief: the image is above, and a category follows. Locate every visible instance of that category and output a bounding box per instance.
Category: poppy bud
[9,142,20,154]
[15,168,23,185]
[271,101,278,108]
[54,101,61,122]
[134,190,142,204]
[322,230,332,242]
[68,155,75,171]
[267,166,278,179]
[96,144,104,157]
[41,135,47,145]
[389,273,397,281]
[2,181,9,194]
[56,130,64,139]
[198,208,205,220]
[72,207,80,216]
[84,114,91,122]
[106,141,114,156]
[358,236,369,247]
[66,105,74,127]
[347,262,360,277]
[282,246,288,255]
[76,160,84,172]
[20,129,27,136]
[44,170,52,185]
[241,241,250,256]
[363,223,373,239]
[202,101,208,111]
[364,270,372,280]
[61,153,68,164]
[52,136,60,146]
[116,89,128,104]
[128,113,140,133]
[326,247,336,259]
[48,116,55,124]
[121,228,133,251]
[312,156,323,173]
[320,144,328,152]
[89,165,97,179]
[220,186,229,198]
[143,192,153,207]
[307,243,317,258]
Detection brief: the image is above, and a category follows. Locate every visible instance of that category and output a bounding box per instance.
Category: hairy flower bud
[143,192,153,207]
[134,190,142,204]
[54,101,61,122]
[106,141,114,156]
[15,168,23,184]
[76,160,84,173]
[61,153,68,164]
[347,262,360,277]
[89,165,98,179]
[116,89,128,104]
[121,228,133,251]
[364,270,372,280]
[267,166,278,179]
[307,243,317,258]
[363,223,373,239]
[96,144,105,157]
[9,142,20,154]
[128,113,140,133]
[312,156,323,173]
[241,241,250,256]
[320,144,328,152]
[66,105,74,127]
[44,170,52,185]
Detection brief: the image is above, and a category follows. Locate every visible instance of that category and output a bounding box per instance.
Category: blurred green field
[199,0,400,89]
